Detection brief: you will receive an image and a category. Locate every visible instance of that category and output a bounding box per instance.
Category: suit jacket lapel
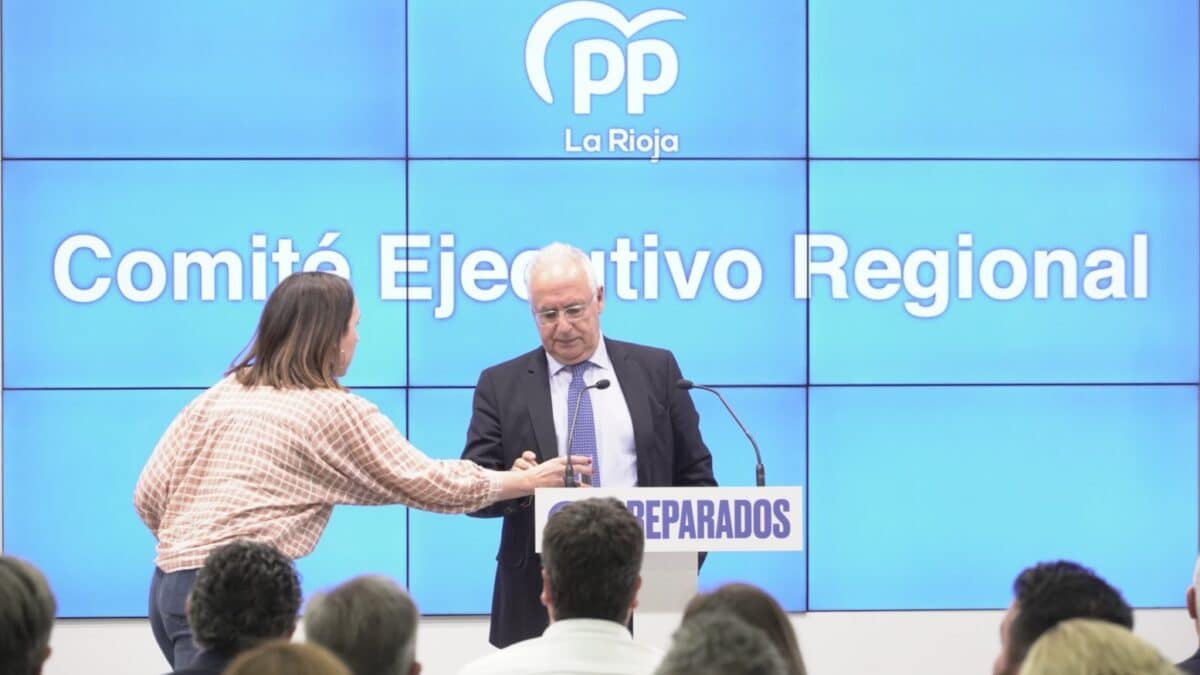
[608,339,655,486]
[525,349,558,464]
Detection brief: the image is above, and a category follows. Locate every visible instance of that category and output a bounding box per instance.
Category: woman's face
[337,299,360,376]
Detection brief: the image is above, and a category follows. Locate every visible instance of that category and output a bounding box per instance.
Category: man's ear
[34,646,51,675]
[541,569,554,617]
[630,576,642,612]
[409,662,422,675]
[1188,586,1197,620]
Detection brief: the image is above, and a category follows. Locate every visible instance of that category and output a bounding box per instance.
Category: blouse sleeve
[311,394,502,513]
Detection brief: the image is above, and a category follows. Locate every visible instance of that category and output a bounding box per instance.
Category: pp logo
[526,1,685,115]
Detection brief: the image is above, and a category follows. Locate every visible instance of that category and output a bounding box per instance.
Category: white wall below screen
[39,608,1197,675]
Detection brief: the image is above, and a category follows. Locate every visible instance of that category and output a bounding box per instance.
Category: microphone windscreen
[594,378,611,390]
[676,378,695,390]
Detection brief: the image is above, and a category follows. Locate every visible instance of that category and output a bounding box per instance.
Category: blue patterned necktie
[566,362,600,486]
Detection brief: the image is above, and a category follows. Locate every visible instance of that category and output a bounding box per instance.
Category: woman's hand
[495,455,593,500]
[522,455,592,490]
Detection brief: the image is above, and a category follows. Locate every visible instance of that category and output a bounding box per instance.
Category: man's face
[529,261,603,365]
[993,600,1019,675]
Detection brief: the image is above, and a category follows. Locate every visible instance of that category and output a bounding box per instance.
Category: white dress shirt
[457,618,663,675]
[546,336,638,487]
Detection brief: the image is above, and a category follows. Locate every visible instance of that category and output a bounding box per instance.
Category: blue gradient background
[2,1,407,158]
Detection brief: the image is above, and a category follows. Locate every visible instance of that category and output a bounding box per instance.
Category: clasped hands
[512,450,593,488]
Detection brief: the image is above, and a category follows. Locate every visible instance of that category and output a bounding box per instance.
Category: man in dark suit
[462,242,717,648]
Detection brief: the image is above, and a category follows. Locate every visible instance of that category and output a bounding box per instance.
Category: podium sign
[533,486,804,649]
[534,486,804,553]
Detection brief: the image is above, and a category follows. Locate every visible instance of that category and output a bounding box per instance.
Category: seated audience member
[1178,554,1200,674]
[654,612,787,675]
[171,540,302,675]
[224,641,351,675]
[305,575,421,675]
[993,560,1133,675]
[683,583,806,675]
[0,556,56,675]
[458,497,659,675]
[1018,618,1179,675]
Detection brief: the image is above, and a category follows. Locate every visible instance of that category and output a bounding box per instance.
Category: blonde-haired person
[224,641,350,675]
[135,272,590,671]
[1018,618,1180,675]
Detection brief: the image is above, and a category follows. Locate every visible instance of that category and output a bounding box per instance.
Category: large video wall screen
[3,0,1197,616]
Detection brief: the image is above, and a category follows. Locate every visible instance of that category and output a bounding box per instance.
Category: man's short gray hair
[655,612,787,675]
[0,556,56,675]
[305,575,418,675]
[524,242,599,298]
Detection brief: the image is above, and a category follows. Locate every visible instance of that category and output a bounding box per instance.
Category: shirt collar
[546,334,612,376]
[543,617,633,640]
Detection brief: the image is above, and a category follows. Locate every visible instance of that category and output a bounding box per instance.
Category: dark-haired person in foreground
[462,243,716,647]
[993,560,1133,675]
[135,271,589,670]
[458,498,660,675]
[0,555,56,675]
[170,540,301,675]
[655,612,786,675]
[306,575,421,675]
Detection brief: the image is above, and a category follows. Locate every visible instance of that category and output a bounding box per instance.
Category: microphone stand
[677,379,765,487]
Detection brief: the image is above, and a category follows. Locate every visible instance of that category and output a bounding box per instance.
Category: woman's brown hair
[224,641,351,675]
[228,272,354,390]
[683,582,807,675]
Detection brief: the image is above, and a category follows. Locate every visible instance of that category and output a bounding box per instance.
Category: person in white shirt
[458,498,661,675]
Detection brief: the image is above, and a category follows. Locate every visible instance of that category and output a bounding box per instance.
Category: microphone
[564,377,611,487]
[677,378,765,487]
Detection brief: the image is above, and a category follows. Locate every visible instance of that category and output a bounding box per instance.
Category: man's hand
[511,451,538,471]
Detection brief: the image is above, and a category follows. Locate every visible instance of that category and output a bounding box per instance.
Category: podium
[534,486,804,650]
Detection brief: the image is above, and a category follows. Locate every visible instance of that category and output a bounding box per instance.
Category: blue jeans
[149,567,200,669]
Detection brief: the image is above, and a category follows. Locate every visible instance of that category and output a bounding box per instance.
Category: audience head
[188,540,302,655]
[994,560,1133,675]
[0,556,56,675]
[655,612,787,675]
[1186,553,1200,635]
[540,497,643,623]
[683,583,806,675]
[525,242,603,366]
[224,640,351,675]
[1017,618,1177,675]
[230,270,359,388]
[305,575,420,675]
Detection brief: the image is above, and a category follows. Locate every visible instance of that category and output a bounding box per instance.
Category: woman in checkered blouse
[135,271,589,671]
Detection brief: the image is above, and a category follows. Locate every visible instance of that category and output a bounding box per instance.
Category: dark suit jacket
[462,337,717,648]
[1179,648,1200,675]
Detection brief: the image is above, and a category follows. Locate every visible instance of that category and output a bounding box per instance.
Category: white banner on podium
[533,486,804,553]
